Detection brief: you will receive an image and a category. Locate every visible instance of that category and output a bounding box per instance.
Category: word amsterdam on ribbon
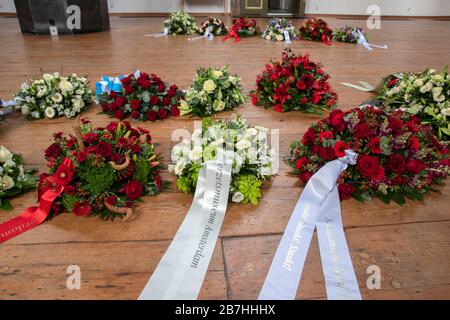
[139,149,232,300]
[259,150,362,300]
[0,158,74,244]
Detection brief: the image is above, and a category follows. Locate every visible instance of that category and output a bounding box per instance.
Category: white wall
[1,0,450,16]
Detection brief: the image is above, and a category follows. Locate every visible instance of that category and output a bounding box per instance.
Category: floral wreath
[333,25,367,43]
[262,18,298,42]
[163,11,198,35]
[223,17,261,42]
[299,17,333,45]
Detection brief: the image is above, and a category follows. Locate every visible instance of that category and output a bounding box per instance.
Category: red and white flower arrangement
[41,119,163,220]
[289,106,449,204]
[298,17,333,45]
[98,71,183,121]
[223,17,261,42]
[250,48,337,114]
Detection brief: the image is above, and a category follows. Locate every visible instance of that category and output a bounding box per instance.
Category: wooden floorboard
[0,16,449,299]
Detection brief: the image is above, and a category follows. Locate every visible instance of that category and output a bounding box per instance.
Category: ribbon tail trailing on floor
[0,158,74,244]
[341,81,375,92]
[258,150,362,300]
[138,149,231,300]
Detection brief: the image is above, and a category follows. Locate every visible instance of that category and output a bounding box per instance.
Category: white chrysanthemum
[174,160,187,175]
[37,88,47,98]
[419,82,433,93]
[44,106,56,118]
[441,108,450,117]
[72,98,85,111]
[0,175,14,191]
[0,146,13,163]
[188,146,203,162]
[203,79,216,93]
[51,92,63,103]
[232,192,244,203]
[59,79,74,92]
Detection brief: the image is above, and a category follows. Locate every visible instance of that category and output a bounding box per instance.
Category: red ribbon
[223,26,241,43]
[0,158,73,244]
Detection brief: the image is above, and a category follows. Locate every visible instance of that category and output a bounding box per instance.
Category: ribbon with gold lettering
[0,158,74,244]
[139,150,232,300]
[259,150,362,300]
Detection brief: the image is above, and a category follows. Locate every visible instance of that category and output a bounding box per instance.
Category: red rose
[130,99,140,110]
[311,93,322,104]
[357,154,380,179]
[76,150,88,163]
[171,106,180,117]
[124,180,143,200]
[302,127,316,145]
[109,91,118,99]
[319,146,335,160]
[158,108,168,119]
[333,141,348,158]
[146,111,157,121]
[371,166,385,181]
[83,132,99,145]
[354,123,371,140]
[115,96,127,107]
[407,159,425,174]
[124,85,133,95]
[296,80,306,90]
[139,79,151,89]
[114,110,125,119]
[131,110,140,119]
[162,96,171,106]
[45,143,61,159]
[328,110,345,132]
[106,122,118,133]
[295,157,308,170]
[299,171,313,184]
[95,141,113,159]
[121,76,131,86]
[388,117,403,134]
[105,195,117,205]
[101,102,108,112]
[338,183,356,201]
[150,95,159,105]
[407,136,420,151]
[109,101,118,111]
[368,137,381,154]
[72,201,93,217]
[158,83,166,92]
[387,154,406,174]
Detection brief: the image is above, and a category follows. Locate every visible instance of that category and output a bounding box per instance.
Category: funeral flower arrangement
[179,66,245,117]
[164,11,198,35]
[250,49,337,113]
[15,73,93,120]
[98,71,182,121]
[377,67,450,140]
[224,17,261,42]
[262,18,298,42]
[288,106,449,204]
[298,17,333,44]
[333,25,367,43]
[41,120,163,220]
[169,116,277,205]
[198,17,228,36]
[0,146,37,211]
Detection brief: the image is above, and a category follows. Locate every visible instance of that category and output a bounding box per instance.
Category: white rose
[213,100,225,111]
[44,107,56,118]
[419,82,433,93]
[265,35,271,40]
[232,192,244,203]
[245,128,258,138]
[236,139,251,150]
[203,79,216,93]
[441,108,450,117]
[0,175,14,191]
[72,98,85,111]
[21,105,29,115]
[51,92,63,103]
[413,78,423,87]
[212,70,223,79]
[59,79,74,92]
[0,146,13,163]
[43,73,53,82]
[31,111,40,119]
[276,34,284,41]
[37,88,47,98]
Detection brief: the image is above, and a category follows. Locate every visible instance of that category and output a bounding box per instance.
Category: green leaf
[391,192,406,205]
[142,91,150,103]
[0,199,13,211]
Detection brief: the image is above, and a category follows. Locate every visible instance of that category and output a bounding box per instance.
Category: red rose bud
[44,143,62,159]
[158,108,168,119]
[130,99,140,110]
[150,95,159,106]
[124,180,143,201]
[131,110,140,119]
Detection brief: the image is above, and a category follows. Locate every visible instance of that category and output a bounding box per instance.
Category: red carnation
[319,146,335,160]
[387,154,406,174]
[124,180,143,200]
[72,201,93,217]
[83,132,99,145]
[299,171,313,184]
[333,141,348,158]
[407,136,420,152]
[106,122,118,133]
[295,157,308,170]
[407,159,426,174]
[158,108,168,119]
[302,127,316,145]
[319,131,333,141]
[76,150,88,163]
[388,117,403,134]
[328,110,346,132]
[45,143,61,159]
[95,141,113,159]
[171,106,180,117]
[368,137,381,154]
[354,123,371,140]
[338,183,356,200]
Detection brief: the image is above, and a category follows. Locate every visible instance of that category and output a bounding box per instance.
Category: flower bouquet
[288,106,449,204]
[41,119,163,220]
[164,11,198,35]
[250,48,337,113]
[0,146,37,211]
[179,66,245,117]
[262,18,298,42]
[298,17,333,44]
[223,17,261,42]
[198,17,228,36]
[14,73,93,120]
[333,25,367,43]
[169,116,277,204]
[97,71,183,121]
[376,67,450,140]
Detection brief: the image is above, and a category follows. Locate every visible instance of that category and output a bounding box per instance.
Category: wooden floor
[0,16,449,300]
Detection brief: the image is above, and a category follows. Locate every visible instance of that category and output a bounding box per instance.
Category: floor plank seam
[220,237,232,300]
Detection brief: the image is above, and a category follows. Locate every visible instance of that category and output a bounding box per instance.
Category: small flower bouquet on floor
[223,17,261,42]
[198,17,228,36]
[262,18,298,42]
[41,119,163,220]
[298,17,333,44]
[14,73,93,120]
[288,105,449,204]
[0,146,37,211]
[179,66,245,117]
[169,116,277,205]
[164,11,198,35]
[333,25,367,43]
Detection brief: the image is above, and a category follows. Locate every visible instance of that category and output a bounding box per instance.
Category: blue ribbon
[95,75,125,96]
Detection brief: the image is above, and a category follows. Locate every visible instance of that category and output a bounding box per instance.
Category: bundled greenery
[377,66,450,140]
[179,66,245,117]
[169,116,277,205]
[164,11,198,35]
[0,146,37,210]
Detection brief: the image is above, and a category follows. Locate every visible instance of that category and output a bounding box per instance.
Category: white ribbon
[145,27,169,38]
[341,81,374,92]
[139,150,232,300]
[259,150,362,300]
[0,99,15,116]
[283,30,292,45]
[188,27,214,41]
[357,30,388,50]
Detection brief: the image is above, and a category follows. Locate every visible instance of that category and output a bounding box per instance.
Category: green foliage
[236,174,262,205]
[78,164,115,195]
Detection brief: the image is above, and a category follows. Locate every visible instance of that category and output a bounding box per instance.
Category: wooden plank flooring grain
[0,16,449,299]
